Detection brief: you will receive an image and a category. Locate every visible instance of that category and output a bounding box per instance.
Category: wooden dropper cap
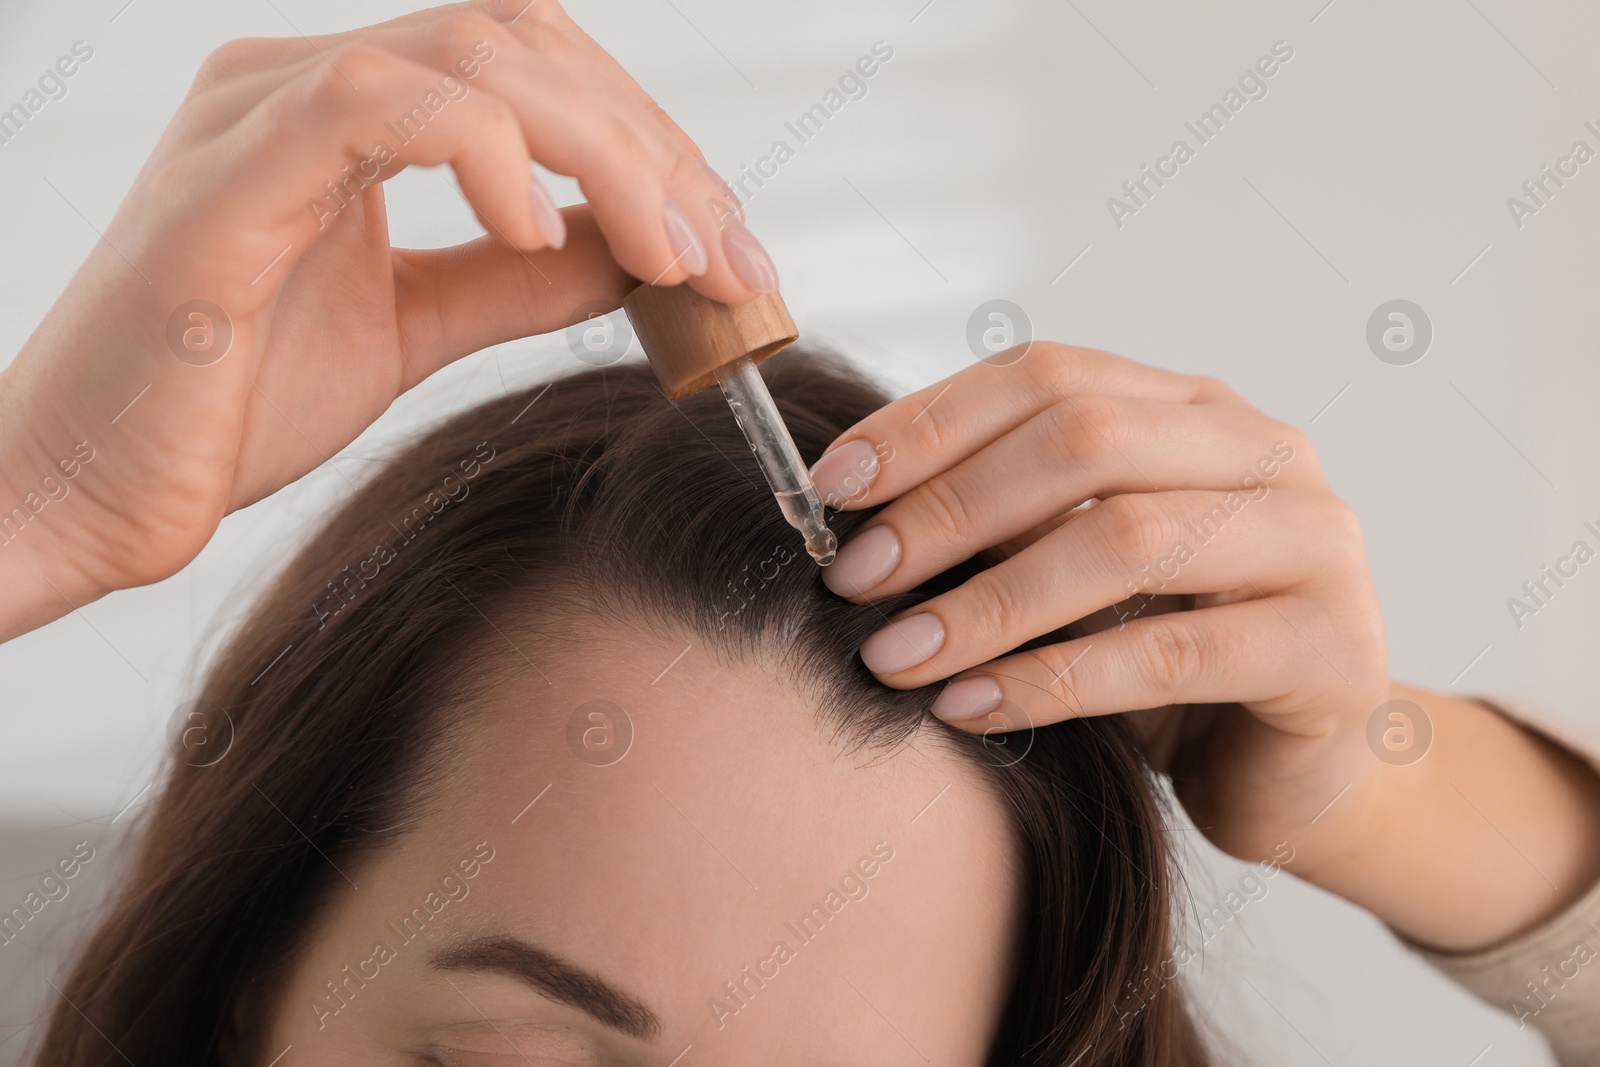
[623,284,799,399]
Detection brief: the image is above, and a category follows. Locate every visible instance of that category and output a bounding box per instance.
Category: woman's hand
[811,343,1600,950]
[0,0,769,638]
[810,342,1387,865]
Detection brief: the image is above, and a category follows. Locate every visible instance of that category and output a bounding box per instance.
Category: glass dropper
[715,355,837,566]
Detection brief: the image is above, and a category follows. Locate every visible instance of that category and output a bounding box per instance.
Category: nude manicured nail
[699,159,744,221]
[861,613,944,674]
[931,676,1003,722]
[663,196,708,275]
[721,217,779,293]
[810,439,880,508]
[529,180,567,249]
[823,524,900,596]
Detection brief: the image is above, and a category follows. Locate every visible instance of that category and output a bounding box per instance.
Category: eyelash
[417,1049,571,1067]
[415,1035,604,1067]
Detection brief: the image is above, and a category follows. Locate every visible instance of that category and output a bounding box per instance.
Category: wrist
[1286,683,1600,952]
[1261,721,1391,886]
[0,484,98,641]
[0,367,116,641]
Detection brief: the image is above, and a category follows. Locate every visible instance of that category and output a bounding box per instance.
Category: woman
[3,3,1599,1064]
[34,352,1213,1064]
[21,344,1600,1065]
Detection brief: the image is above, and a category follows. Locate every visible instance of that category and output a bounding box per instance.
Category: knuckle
[439,10,507,57]
[916,474,977,549]
[1195,374,1238,401]
[1137,618,1204,698]
[510,18,574,59]
[961,573,1025,645]
[469,92,520,141]
[194,38,275,86]
[1093,494,1170,573]
[1320,497,1364,545]
[1040,645,1085,693]
[1037,401,1096,465]
[665,141,710,184]
[321,44,394,95]
[1267,422,1312,467]
[904,391,958,460]
[1040,396,1125,468]
[1029,342,1091,400]
[589,106,645,161]
[648,99,697,153]
[640,125,692,175]
[1348,598,1388,661]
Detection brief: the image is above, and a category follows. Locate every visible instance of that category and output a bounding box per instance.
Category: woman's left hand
[808,342,1390,869]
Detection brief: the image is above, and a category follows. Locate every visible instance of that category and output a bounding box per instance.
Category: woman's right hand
[0,0,770,639]
[811,344,1600,952]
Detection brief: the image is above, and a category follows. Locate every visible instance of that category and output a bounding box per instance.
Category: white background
[1,0,1598,1063]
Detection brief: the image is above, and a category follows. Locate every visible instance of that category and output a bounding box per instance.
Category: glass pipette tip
[715,355,837,566]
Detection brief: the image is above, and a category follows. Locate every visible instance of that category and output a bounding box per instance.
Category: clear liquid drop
[776,488,837,566]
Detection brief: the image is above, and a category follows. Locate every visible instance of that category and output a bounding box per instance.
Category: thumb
[392,204,634,389]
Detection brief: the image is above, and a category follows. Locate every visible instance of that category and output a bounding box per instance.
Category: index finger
[808,343,1210,510]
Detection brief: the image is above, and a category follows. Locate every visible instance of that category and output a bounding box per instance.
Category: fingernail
[810,439,880,508]
[662,195,708,275]
[529,179,567,250]
[931,676,1003,722]
[699,159,744,221]
[721,217,779,293]
[861,613,944,674]
[823,524,901,596]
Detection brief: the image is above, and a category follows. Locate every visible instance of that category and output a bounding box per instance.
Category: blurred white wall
[2,0,1598,1063]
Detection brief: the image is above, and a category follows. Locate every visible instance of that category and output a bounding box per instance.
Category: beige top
[1406,696,1600,1066]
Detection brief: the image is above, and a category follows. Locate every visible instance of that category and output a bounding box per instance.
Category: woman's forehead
[429,620,1019,912]
[325,622,1023,1060]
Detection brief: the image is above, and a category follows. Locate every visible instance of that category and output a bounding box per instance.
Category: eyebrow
[430,935,661,1041]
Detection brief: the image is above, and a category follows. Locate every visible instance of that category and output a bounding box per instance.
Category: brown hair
[34,348,1210,1066]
